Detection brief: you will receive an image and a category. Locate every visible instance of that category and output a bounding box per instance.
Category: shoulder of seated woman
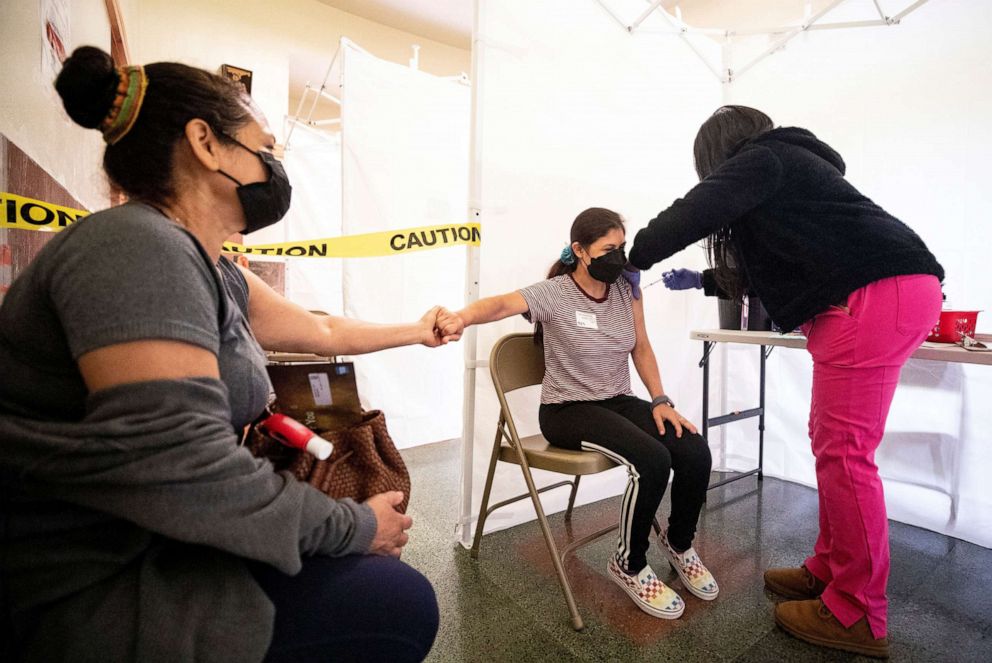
[57,202,203,255]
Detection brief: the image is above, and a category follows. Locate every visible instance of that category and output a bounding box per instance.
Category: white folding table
[691,329,992,490]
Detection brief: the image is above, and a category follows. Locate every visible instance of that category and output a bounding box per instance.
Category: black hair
[692,105,775,300]
[55,46,253,204]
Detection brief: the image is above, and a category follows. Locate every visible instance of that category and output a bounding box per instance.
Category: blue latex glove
[621,266,641,300]
[661,268,703,291]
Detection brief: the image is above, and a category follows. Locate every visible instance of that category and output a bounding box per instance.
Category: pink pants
[799,274,941,639]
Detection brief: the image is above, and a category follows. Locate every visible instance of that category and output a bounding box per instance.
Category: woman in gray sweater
[0,46,443,662]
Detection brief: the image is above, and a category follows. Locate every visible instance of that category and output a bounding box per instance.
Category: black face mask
[217,136,293,234]
[587,247,626,283]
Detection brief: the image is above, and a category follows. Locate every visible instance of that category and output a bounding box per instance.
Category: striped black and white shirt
[519,274,636,404]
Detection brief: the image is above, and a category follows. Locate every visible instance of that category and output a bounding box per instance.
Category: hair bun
[54,46,120,129]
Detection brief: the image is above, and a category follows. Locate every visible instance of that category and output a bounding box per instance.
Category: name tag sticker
[308,373,333,406]
[576,310,598,329]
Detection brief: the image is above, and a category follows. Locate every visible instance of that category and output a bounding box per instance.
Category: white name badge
[576,310,598,330]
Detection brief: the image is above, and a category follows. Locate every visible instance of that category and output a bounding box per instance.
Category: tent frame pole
[594,0,933,84]
[458,0,485,547]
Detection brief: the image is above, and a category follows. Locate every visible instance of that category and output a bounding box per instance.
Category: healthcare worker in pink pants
[627,106,943,659]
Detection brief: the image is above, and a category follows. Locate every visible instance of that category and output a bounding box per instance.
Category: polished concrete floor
[400,439,992,662]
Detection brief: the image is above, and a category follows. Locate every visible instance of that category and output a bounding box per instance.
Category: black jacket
[629,127,944,331]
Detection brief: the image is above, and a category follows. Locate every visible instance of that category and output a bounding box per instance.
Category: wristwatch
[651,395,675,410]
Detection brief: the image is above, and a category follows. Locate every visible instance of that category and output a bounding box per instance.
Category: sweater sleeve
[629,145,785,270]
[46,207,224,359]
[3,378,377,574]
[701,269,724,298]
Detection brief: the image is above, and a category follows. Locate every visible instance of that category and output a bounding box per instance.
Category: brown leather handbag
[248,410,411,513]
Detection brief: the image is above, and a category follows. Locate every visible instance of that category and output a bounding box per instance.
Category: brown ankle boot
[763,565,827,600]
[774,598,889,659]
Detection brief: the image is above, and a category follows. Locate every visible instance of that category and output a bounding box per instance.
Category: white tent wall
[711,0,992,548]
[464,0,724,540]
[341,44,470,449]
[281,129,345,316]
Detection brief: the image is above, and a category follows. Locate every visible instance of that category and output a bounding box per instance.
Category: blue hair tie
[560,245,576,265]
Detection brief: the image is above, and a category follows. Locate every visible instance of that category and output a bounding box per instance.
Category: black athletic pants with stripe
[539,394,712,574]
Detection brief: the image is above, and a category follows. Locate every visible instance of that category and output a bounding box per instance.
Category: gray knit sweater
[0,203,376,661]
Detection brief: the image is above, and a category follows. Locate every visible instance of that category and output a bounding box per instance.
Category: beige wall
[0,0,115,209]
[286,0,471,75]
[283,0,472,125]
[0,0,470,206]
[129,0,471,138]
[127,1,291,143]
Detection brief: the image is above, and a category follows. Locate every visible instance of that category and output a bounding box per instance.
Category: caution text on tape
[1,192,480,257]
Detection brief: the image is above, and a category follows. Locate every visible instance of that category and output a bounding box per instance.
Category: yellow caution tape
[0,192,88,231]
[1,192,480,257]
[221,223,480,257]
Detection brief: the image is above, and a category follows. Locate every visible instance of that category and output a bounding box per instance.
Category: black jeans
[539,394,711,573]
[250,554,439,663]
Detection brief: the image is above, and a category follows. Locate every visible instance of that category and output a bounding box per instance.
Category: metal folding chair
[471,333,659,630]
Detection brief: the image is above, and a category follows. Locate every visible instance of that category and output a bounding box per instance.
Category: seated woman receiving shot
[438,207,717,619]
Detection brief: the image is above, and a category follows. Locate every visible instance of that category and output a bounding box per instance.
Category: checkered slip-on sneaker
[660,530,719,601]
[606,556,685,619]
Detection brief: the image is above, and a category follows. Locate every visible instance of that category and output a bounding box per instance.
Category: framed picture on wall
[220,64,252,96]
